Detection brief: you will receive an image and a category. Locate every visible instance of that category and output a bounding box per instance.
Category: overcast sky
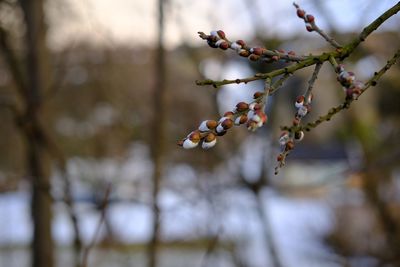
[46,0,400,50]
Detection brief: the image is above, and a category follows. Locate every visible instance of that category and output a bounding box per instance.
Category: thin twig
[0,26,28,100]
[281,49,400,133]
[254,190,283,267]
[343,1,400,57]
[274,63,322,175]
[304,62,322,104]
[196,1,400,89]
[197,31,306,62]
[268,73,291,95]
[80,184,112,267]
[293,2,342,48]
[310,22,342,49]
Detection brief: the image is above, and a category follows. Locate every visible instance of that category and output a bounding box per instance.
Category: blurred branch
[237,144,283,267]
[148,0,167,267]
[0,94,19,114]
[0,26,28,99]
[81,183,112,267]
[201,226,223,267]
[2,4,82,265]
[254,190,283,267]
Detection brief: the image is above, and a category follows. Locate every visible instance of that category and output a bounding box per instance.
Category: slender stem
[304,62,322,104]
[81,184,112,267]
[198,31,306,62]
[310,22,342,49]
[148,1,167,267]
[342,1,400,58]
[281,49,400,133]
[196,1,400,88]
[328,55,339,70]
[254,190,283,267]
[269,73,291,95]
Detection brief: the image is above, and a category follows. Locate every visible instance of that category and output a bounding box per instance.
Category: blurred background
[0,0,399,267]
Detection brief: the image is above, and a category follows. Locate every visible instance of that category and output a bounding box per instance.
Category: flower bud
[251,47,264,56]
[305,14,315,23]
[246,120,258,131]
[249,102,262,111]
[297,105,308,117]
[296,9,305,18]
[279,132,289,146]
[253,91,264,99]
[217,30,226,39]
[236,40,246,47]
[219,41,229,50]
[202,133,217,149]
[210,31,219,38]
[231,42,242,51]
[285,140,295,151]
[187,130,201,142]
[294,131,304,142]
[336,65,345,73]
[221,118,233,129]
[234,114,248,125]
[292,118,300,126]
[198,120,218,132]
[216,124,225,133]
[238,49,250,57]
[235,102,249,112]
[295,95,305,108]
[249,54,260,61]
[207,40,218,48]
[306,25,313,32]
[223,112,234,118]
[182,138,199,149]
[251,110,267,124]
[215,39,225,47]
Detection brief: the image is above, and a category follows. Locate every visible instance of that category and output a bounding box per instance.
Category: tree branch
[281,49,400,133]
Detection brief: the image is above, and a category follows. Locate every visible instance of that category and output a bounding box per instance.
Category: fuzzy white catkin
[202,139,217,149]
[183,139,198,149]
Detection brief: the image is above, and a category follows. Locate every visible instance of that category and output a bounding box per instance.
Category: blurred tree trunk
[18,1,54,267]
[148,0,167,267]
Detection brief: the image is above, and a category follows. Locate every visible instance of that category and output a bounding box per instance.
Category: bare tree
[148,0,167,267]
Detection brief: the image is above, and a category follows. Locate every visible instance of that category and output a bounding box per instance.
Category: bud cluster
[178,91,268,149]
[274,91,312,174]
[336,65,364,100]
[293,3,315,32]
[294,94,312,119]
[199,30,303,63]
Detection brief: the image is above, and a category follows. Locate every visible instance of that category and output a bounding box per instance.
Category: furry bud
[296,9,305,18]
[238,49,250,57]
[235,102,249,112]
[219,41,229,50]
[217,30,226,39]
[253,91,264,99]
[202,133,217,149]
[305,14,315,23]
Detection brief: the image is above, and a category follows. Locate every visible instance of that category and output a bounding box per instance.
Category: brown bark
[18,1,55,266]
[148,0,167,267]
